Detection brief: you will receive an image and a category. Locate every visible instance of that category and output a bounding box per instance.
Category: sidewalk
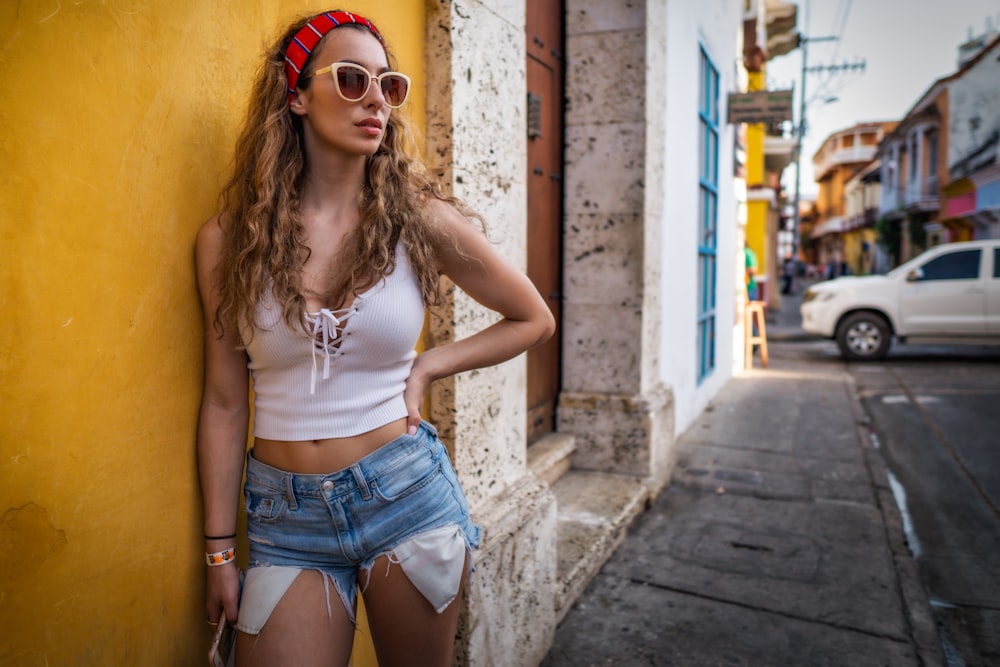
[541,290,943,666]
[766,283,820,342]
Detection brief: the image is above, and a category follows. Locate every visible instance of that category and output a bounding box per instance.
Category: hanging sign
[727,89,793,124]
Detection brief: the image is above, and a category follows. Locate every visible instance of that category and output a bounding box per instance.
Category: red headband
[284,10,385,102]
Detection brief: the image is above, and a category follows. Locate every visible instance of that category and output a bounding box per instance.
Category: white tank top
[244,245,425,440]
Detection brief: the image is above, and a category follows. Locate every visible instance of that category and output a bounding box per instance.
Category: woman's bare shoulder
[196,213,228,258]
[421,195,486,239]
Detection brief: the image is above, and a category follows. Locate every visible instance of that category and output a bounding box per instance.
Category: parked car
[800,239,1000,359]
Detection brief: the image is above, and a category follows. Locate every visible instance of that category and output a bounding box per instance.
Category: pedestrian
[781,253,794,295]
[194,10,555,666]
[744,245,759,301]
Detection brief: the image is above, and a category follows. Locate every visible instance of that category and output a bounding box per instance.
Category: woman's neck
[299,153,366,220]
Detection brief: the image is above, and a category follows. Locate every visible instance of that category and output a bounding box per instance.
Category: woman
[195,10,554,666]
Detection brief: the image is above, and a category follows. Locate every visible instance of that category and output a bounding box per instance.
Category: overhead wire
[809,0,855,107]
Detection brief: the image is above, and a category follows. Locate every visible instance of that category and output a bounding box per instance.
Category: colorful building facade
[810,122,896,275]
[878,33,1000,263]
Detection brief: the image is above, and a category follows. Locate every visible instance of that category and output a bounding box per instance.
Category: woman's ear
[289,90,307,116]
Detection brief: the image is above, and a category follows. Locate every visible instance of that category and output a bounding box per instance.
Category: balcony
[811,216,845,239]
[879,187,903,218]
[844,208,879,231]
[813,145,877,180]
[904,175,940,213]
[764,135,797,173]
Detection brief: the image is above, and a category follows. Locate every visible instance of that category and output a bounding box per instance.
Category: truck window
[918,249,981,281]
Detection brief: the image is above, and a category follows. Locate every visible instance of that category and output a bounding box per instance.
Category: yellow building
[0,2,423,663]
[810,122,896,276]
[740,0,798,307]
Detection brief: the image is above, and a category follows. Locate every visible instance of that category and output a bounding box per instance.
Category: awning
[764,135,797,172]
[944,191,976,218]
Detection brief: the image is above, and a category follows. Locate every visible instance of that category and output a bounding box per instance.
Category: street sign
[727,89,794,124]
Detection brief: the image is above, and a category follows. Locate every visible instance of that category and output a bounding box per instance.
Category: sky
[765,0,1000,198]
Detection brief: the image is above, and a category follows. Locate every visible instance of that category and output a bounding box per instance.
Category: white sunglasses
[306,62,410,108]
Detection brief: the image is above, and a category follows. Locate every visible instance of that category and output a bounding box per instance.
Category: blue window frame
[696,45,719,382]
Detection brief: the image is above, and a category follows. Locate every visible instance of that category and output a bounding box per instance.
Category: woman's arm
[403,200,556,433]
[194,216,250,624]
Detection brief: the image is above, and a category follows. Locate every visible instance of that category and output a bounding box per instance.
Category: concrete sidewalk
[541,293,943,666]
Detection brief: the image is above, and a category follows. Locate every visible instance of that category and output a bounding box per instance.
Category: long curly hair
[214,13,480,340]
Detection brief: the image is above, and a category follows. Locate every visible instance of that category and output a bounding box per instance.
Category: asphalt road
[810,340,1000,667]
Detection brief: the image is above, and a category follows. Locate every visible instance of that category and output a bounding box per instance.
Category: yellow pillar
[0,2,423,664]
[744,70,769,296]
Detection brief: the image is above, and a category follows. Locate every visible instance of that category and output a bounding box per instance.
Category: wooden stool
[744,300,768,369]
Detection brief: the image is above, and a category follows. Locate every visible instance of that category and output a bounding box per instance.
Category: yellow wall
[0,2,424,664]
[744,70,768,281]
[843,228,876,275]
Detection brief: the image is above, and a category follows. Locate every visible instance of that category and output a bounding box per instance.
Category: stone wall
[561,0,675,492]
[425,2,558,665]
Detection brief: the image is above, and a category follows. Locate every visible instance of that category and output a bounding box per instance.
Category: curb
[767,330,823,343]
[842,371,944,666]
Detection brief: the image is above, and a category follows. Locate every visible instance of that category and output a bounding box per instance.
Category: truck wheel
[836,312,891,360]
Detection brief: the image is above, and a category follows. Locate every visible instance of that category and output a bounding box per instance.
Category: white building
[427,2,745,664]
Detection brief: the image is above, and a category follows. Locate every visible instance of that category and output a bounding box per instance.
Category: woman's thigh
[361,553,469,667]
[235,570,355,667]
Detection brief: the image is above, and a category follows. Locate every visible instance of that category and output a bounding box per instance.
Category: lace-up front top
[243,244,425,440]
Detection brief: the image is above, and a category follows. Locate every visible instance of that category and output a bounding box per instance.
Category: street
[777,315,1000,667]
[842,344,1000,667]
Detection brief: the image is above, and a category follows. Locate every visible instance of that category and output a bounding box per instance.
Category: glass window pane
[919,249,981,280]
[704,194,716,243]
[696,44,718,383]
[710,70,719,123]
[697,256,707,309]
[709,130,718,182]
[698,121,708,178]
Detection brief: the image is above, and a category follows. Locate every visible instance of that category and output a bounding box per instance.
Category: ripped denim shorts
[237,420,481,633]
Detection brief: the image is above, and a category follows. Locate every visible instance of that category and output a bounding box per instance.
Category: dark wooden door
[526,0,564,443]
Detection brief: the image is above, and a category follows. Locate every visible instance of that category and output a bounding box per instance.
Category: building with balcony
[878,31,1000,264]
[811,122,896,275]
[876,86,946,263]
[843,161,886,274]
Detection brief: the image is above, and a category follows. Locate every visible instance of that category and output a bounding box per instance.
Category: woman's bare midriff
[252,417,410,474]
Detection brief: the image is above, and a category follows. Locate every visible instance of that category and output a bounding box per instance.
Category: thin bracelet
[205,547,236,567]
[204,533,237,541]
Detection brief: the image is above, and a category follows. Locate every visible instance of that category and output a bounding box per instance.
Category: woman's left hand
[403,351,436,435]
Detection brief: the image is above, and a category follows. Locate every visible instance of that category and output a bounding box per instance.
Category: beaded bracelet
[205,547,236,567]
[204,533,236,541]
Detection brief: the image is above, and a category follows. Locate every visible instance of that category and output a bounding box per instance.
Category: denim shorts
[238,421,481,630]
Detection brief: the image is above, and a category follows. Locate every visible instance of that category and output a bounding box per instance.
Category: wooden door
[526,0,564,443]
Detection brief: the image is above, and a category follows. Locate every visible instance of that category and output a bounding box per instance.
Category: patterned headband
[284,10,385,102]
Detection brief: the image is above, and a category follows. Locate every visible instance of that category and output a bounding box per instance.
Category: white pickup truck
[800,239,1000,359]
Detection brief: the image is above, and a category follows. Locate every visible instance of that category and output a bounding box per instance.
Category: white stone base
[455,474,558,667]
[558,385,676,495]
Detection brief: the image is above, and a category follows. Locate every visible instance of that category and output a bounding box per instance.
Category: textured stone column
[560,0,674,491]
[424,2,557,665]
